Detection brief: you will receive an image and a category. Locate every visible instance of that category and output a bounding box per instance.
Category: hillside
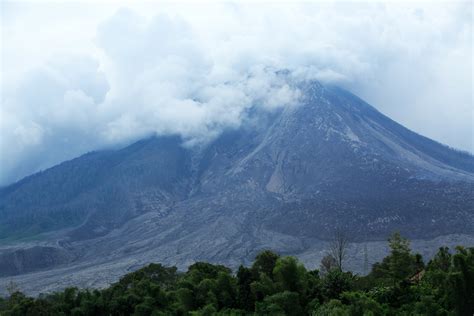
[0,81,473,293]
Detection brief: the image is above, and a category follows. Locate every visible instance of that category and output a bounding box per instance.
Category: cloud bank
[1,1,472,185]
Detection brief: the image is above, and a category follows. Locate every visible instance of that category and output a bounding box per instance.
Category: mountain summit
[1,81,473,293]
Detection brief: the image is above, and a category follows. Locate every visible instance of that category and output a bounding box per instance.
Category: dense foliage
[1,233,473,315]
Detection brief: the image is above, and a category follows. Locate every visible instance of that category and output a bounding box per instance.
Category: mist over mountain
[0,81,472,294]
[2,2,473,186]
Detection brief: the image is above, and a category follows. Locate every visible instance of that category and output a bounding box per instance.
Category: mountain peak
[0,85,472,287]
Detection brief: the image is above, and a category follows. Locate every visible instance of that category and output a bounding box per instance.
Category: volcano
[1,81,472,294]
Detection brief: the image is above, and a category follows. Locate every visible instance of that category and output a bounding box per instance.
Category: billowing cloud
[95,8,301,146]
[1,1,472,185]
[0,55,109,184]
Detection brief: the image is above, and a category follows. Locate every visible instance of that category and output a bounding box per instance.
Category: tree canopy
[1,233,473,315]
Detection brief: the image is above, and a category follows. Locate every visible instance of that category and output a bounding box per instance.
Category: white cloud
[0,55,109,184]
[0,1,472,185]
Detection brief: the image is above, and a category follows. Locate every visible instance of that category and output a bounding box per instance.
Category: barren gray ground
[1,233,472,296]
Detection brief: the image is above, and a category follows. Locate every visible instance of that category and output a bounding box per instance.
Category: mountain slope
[0,136,191,240]
[0,81,473,283]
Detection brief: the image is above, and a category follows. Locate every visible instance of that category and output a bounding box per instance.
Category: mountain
[1,81,473,294]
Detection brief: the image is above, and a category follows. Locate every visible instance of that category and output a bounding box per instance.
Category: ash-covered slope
[183,82,473,244]
[0,136,191,241]
[0,81,473,282]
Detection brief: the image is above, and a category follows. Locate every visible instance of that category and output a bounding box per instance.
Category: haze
[1,0,472,185]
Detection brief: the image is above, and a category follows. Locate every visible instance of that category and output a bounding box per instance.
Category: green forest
[0,233,473,316]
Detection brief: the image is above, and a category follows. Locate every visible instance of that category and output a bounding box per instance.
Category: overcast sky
[1,0,472,185]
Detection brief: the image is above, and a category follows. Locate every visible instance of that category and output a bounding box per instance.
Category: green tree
[251,273,276,302]
[428,247,452,272]
[176,287,195,312]
[215,271,237,309]
[322,269,353,300]
[313,299,350,316]
[256,291,302,316]
[1,238,472,316]
[450,247,474,316]
[251,250,280,279]
[236,265,254,311]
[370,232,419,285]
[387,232,415,281]
[273,256,307,294]
[340,291,386,316]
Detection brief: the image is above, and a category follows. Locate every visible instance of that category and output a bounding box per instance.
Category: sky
[0,0,473,185]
